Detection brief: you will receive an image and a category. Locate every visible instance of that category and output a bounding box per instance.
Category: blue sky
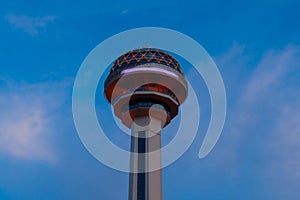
[1,0,300,199]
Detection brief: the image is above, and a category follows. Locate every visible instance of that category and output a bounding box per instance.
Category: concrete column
[128,116,162,200]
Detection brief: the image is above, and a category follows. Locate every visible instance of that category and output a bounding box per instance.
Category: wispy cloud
[5,14,57,35]
[217,44,300,198]
[249,46,300,199]
[0,79,69,163]
[242,45,299,103]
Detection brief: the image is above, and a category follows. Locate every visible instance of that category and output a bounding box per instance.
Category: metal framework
[108,48,183,76]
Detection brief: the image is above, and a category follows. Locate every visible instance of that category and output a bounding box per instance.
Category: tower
[104,48,188,200]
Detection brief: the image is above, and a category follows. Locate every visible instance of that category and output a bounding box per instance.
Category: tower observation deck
[104,48,188,200]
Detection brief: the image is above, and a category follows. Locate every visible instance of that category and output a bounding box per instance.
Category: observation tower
[104,48,188,200]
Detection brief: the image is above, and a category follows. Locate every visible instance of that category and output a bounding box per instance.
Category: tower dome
[104,48,188,128]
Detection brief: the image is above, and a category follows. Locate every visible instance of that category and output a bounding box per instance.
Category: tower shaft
[128,116,162,200]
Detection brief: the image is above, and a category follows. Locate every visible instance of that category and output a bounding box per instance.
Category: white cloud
[273,101,300,176]
[0,80,69,162]
[242,45,300,103]
[218,44,300,197]
[5,14,57,35]
[246,45,300,167]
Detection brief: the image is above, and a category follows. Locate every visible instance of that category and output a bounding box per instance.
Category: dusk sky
[1,0,300,199]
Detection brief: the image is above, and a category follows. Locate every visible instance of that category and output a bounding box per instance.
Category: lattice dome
[109,48,183,74]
